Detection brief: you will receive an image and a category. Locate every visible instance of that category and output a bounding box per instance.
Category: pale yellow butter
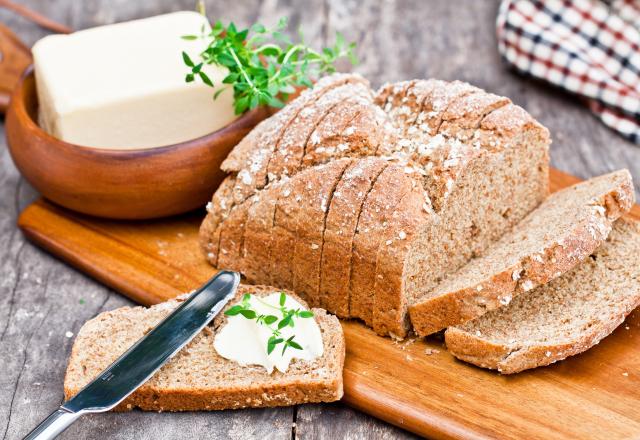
[214,293,324,374]
[32,11,237,149]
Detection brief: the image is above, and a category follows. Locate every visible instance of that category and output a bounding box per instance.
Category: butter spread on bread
[214,292,323,374]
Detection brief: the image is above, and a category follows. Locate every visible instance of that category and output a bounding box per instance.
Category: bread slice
[320,158,388,316]
[348,164,415,326]
[410,169,635,336]
[64,285,345,410]
[269,175,304,288]
[292,159,353,307]
[373,182,433,337]
[445,219,640,374]
[216,194,254,270]
[241,179,286,284]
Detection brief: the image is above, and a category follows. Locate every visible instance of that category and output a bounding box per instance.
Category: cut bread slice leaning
[64,285,345,411]
[445,218,640,374]
[410,170,635,336]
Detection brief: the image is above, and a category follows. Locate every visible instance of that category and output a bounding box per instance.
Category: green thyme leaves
[182,17,358,114]
[224,292,315,356]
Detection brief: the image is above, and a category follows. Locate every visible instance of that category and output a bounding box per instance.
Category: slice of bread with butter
[64,284,344,411]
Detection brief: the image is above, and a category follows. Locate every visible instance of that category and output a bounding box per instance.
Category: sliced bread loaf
[202,76,551,338]
[445,219,640,374]
[64,285,345,410]
[410,170,635,336]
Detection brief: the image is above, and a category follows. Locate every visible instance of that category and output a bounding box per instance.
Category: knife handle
[23,408,81,440]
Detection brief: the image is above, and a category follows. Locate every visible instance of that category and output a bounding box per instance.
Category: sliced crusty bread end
[445,218,640,374]
[64,285,345,411]
[410,169,635,336]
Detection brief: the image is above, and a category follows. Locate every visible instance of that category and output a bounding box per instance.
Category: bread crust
[438,91,510,141]
[270,175,303,288]
[242,181,284,284]
[301,95,383,168]
[200,176,235,267]
[64,285,345,410]
[216,195,253,271]
[269,80,370,179]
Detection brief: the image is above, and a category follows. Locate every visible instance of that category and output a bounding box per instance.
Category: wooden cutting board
[17,168,640,440]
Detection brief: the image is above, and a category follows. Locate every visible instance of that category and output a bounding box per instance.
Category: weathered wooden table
[2,1,639,439]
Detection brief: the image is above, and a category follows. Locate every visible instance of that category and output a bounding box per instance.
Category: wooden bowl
[5,67,271,219]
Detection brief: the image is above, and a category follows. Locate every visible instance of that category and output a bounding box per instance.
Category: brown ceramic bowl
[5,67,271,219]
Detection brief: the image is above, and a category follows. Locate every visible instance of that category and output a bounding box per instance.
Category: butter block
[33,11,237,149]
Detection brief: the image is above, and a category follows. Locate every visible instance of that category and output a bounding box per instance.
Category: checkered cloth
[497,0,640,144]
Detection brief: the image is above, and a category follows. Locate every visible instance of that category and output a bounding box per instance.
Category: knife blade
[23,270,240,440]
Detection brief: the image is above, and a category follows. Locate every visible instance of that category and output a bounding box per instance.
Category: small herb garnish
[182,16,358,114]
[225,292,314,355]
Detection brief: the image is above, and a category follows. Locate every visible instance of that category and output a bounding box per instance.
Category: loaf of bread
[64,285,345,411]
[200,74,550,338]
[445,219,640,374]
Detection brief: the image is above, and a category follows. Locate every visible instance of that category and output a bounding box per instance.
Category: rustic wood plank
[2,0,640,439]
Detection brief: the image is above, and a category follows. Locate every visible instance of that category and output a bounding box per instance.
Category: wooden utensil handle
[0,23,32,114]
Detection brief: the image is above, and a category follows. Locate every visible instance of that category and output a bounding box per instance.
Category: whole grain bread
[410,170,635,336]
[445,219,640,374]
[201,75,551,338]
[64,284,345,411]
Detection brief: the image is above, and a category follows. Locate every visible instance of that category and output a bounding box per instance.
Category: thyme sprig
[182,17,358,114]
[224,292,314,355]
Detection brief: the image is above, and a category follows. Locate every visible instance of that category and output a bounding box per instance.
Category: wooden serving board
[17,169,640,440]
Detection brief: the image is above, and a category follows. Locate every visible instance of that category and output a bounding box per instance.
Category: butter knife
[23,270,241,440]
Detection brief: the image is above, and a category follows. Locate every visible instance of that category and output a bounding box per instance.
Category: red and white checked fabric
[497,0,640,144]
